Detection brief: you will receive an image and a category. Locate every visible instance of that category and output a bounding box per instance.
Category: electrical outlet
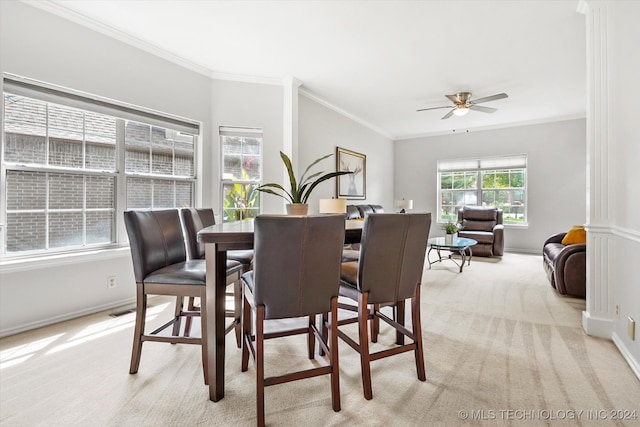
[107,276,117,289]
[615,304,620,316]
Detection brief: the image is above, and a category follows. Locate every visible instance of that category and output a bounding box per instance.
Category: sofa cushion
[561,225,586,245]
[458,230,494,245]
[462,219,496,232]
[356,205,374,217]
[462,206,498,221]
[543,242,565,262]
[346,205,361,219]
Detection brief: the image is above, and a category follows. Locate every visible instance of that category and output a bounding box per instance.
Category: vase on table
[286,203,308,215]
[445,232,457,245]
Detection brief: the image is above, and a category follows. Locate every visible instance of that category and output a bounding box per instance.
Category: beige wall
[395,119,587,252]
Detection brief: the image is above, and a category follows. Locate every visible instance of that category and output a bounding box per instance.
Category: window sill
[0,246,131,274]
[504,223,529,229]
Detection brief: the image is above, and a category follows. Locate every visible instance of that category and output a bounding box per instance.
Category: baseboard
[0,296,136,338]
[612,332,640,380]
[582,310,614,338]
[504,247,540,255]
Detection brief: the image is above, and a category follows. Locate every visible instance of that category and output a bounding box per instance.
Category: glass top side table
[427,237,478,273]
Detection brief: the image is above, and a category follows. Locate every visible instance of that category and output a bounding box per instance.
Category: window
[220,127,262,222]
[438,155,527,224]
[1,75,199,257]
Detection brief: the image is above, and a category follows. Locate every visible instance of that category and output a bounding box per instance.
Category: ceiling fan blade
[416,105,452,112]
[469,105,497,113]
[471,93,508,104]
[445,94,460,103]
[441,109,455,120]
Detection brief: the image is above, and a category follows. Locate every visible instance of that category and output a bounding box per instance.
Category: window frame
[220,126,263,223]
[437,155,528,226]
[1,74,200,260]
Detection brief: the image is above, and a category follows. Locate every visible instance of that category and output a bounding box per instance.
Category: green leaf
[301,171,352,203]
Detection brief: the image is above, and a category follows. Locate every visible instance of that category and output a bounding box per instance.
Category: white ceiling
[44,0,586,139]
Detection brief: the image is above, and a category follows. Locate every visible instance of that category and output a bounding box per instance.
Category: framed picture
[336,147,366,199]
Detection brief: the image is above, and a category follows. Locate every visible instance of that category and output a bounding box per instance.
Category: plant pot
[444,232,457,244]
[286,203,308,215]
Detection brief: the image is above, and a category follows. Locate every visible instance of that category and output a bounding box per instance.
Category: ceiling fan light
[453,106,469,116]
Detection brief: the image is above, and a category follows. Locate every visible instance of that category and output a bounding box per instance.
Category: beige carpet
[1,253,639,426]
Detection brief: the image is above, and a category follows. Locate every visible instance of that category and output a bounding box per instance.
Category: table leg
[458,248,465,273]
[205,243,228,401]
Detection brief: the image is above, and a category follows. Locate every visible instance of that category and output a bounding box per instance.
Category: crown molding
[22,0,215,77]
[22,0,285,86]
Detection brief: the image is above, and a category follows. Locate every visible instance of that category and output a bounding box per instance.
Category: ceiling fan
[417,92,508,119]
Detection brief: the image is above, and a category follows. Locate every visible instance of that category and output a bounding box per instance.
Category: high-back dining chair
[124,209,212,382]
[180,208,254,268]
[180,208,246,346]
[241,215,345,427]
[336,212,431,400]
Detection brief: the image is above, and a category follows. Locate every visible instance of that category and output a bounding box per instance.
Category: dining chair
[335,212,431,400]
[180,208,246,346]
[124,209,214,383]
[241,215,345,427]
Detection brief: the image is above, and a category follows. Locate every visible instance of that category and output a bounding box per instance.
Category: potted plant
[257,151,352,215]
[441,220,459,244]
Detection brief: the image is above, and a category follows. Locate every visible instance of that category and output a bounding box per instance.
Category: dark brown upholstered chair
[124,209,215,382]
[241,215,345,427]
[457,206,504,257]
[542,232,586,298]
[180,208,254,269]
[336,213,431,400]
[180,208,245,346]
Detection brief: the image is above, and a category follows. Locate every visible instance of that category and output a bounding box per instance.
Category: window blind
[438,154,527,172]
[3,74,200,135]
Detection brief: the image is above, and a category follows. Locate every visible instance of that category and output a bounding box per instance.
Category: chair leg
[234,279,242,348]
[241,288,251,372]
[320,312,328,357]
[129,283,146,374]
[329,297,341,412]
[172,296,183,337]
[395,300,405,345]
[184,296,197,338]
[308,315,317,359]
[199,288,209,386]
[371,304,380,343]
[358,292,373,400]
[256,305,266,427]
[412,286,426,381]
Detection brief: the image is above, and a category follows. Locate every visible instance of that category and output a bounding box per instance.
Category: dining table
[198,217,364,401]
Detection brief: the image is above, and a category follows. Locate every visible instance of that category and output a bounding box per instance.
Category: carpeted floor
[1,253,639,426]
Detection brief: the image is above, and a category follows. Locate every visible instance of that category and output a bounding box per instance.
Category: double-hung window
[220,127,262,222]
[1,75,199,257]
[438,155,527,224]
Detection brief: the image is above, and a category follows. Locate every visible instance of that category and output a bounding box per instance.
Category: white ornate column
[281,75,302,210]
[578,0,614,338]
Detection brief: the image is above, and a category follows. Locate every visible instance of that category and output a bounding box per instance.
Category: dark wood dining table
[198,218,363,401]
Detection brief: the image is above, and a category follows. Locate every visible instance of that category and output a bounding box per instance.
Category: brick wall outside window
[2,89,197,257]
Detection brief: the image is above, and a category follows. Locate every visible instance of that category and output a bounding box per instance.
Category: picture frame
[336,147,366,199]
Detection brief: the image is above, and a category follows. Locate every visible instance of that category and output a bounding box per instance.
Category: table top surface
[428,236,478,248]
[198,218,364,247]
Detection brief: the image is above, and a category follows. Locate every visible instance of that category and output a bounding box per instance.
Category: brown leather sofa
[457,206,504,257]
[542,232,586,298]
[346,204,384,219]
